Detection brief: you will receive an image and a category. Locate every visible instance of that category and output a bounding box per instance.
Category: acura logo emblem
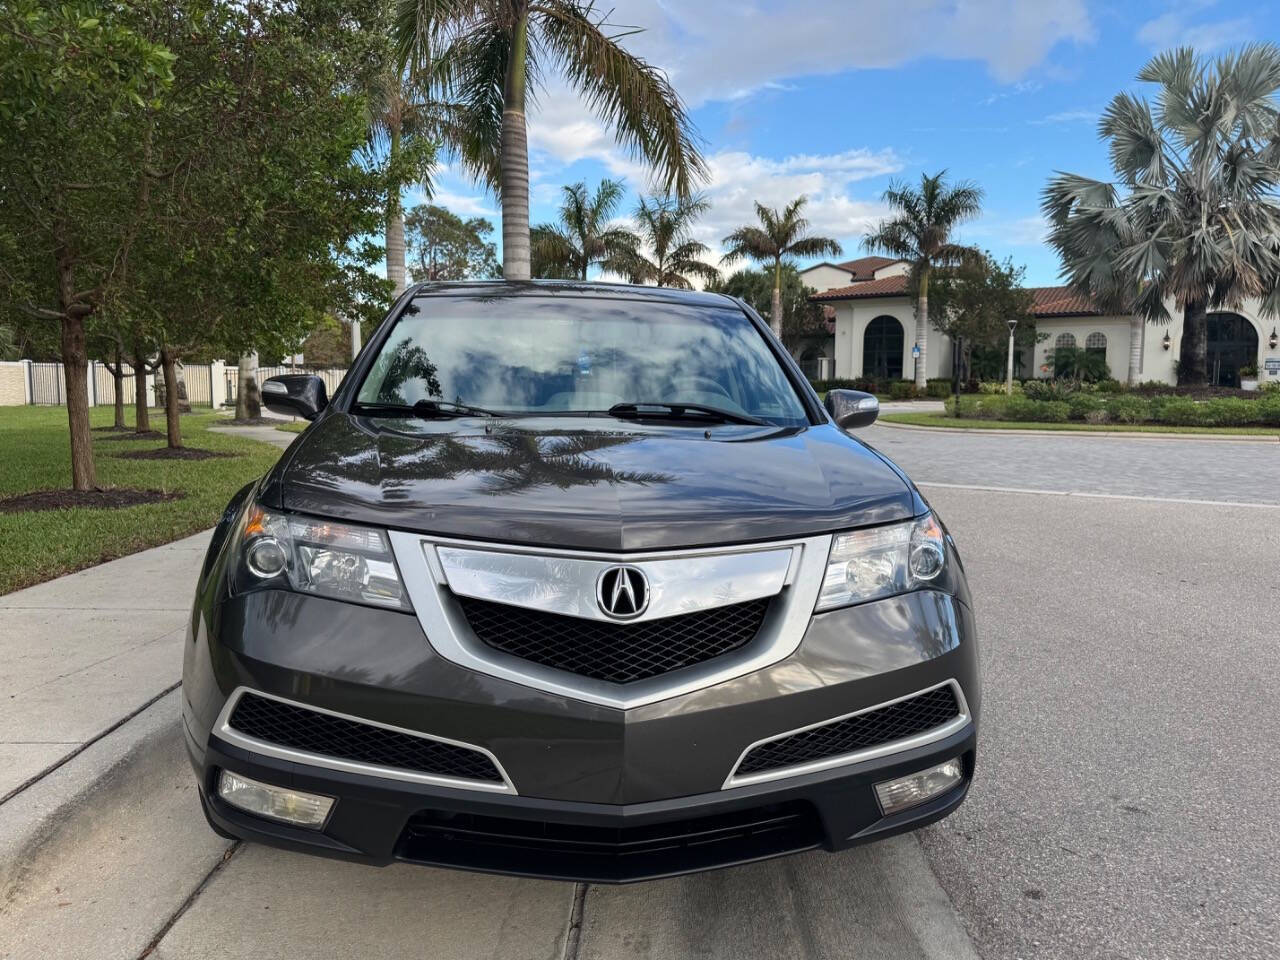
[596,565,649,620]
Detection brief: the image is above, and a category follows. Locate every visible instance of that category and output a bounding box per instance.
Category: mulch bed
[91,425,134,433]
[99,430,166,441]
[0,488,184,514]
[111,447,237,461]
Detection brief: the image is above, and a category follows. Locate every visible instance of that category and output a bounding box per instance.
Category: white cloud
[1136,4,1253,52]
[1029,108,1097,126]
[601,0,1093,101]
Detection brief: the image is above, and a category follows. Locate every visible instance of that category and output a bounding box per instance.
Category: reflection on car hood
[271,414,916,551]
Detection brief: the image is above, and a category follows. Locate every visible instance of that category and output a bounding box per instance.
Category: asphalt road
[5,423,1277,959]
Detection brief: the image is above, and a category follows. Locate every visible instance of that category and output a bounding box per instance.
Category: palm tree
[864,172,983,389]
[363,66,439,298]
[1042,45,1280,386]
[394,1,705,281]
[624,194,719,288]
[530,179,638,280]
[721,197,842,339]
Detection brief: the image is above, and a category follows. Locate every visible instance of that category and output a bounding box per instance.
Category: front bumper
[195,720,975,883]
[183,581,980,882]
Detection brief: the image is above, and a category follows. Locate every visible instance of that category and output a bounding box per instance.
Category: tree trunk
[1178,300,1208,386]
[160,347,182,448]
[132,346,151,433]
[111,345,126,429]
[500,8,531,281]
[386,123,408,298]
[236,350,259,420]
[915,267,930,390]
[55,252,96,490]
[350,317,362,360]
[1127,314,1143,386]
[770,261,783,339]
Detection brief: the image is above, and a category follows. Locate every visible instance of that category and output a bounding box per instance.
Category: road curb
[876,419,1280,443]
[0,687,183,902]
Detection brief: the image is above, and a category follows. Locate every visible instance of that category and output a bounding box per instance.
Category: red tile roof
[810,274,910,301]
[1027,285,1102,317]
[834,256,901,280]
[811,280,1105,318]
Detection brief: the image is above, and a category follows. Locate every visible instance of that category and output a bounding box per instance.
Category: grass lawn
[0,406,283,595]
[276,421,308,434]
[880,412,1280,436]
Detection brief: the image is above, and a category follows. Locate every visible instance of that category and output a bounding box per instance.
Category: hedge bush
[1106,395,1150,424]
[1067,394,1106,420]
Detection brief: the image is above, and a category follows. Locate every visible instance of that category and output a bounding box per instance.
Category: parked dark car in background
[181,281,980,883]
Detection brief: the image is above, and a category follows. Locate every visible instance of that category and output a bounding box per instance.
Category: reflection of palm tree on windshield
[380,429,672,496]
[370,340,441,404]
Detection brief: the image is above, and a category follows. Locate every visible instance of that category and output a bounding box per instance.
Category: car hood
[267,414,917,551]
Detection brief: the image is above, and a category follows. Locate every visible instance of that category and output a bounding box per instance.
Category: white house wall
[1032,316,1135,381]
[833,296,953,380]
[798,264,855,293]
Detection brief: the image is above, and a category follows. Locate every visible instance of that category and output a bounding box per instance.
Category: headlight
[815,513,946,611]
[236,505,409,609]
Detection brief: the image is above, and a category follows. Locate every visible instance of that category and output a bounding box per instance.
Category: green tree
[622,194,719,289]
[405,203,501,280]
[0,0,176,488]
[1042,45,1280,386]
[721,197,842,340]
[530,180,638,281]
[708,266,827,352]
[394,0,705,280]
[864,171,984,390]
[928,252,1039,382]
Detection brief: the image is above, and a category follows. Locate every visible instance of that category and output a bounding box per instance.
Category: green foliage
[1023,379,1075,401]
[927,252,1038,373]
[1045,347,1110,383]
[889,381,917,400]
[531,180,639,280]
[622,194,720,290]
[1106,395,1150,424]
[710,265,826,350]
[1068,393,1106,420]
[405,204,500,281]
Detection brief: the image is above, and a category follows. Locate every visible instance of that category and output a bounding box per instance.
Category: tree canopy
[406,204,501,281]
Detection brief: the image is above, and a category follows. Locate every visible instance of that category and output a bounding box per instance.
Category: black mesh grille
[736,686,961,776]
[457,596,770,684]
[397,800,822,882]
[227,693,503,783]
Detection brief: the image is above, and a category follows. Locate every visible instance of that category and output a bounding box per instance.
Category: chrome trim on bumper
[389,532,833,710]
[721,679,972,789]
[213,686,518,795]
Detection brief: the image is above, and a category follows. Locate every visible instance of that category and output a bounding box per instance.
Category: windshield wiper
[350,399,497,419]
[606,402,767,426]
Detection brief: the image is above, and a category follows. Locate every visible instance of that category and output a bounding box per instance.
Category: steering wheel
[669,375,734,402]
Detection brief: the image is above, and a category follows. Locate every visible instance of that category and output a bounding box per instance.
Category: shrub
[1084,409,1111,424]
[1095,378,1126,393]
[889,381,918,400]
[1067,394,1106,420]
[925,379,953,398]
[1203,397,1255,426]
[1107,395,1150,424]
[1256,392,1280,425]
[978,380,1024,395]
[1151,396,1209,426]
[1259,380,1280,394]
[1004,397,1068,422]
[1023,379,1074,402]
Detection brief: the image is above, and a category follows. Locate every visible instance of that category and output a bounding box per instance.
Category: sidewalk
[0,531,211,801]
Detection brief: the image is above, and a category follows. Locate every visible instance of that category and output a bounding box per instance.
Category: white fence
[1,359,349,408]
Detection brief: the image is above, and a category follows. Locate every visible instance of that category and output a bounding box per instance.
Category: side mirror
[824,389,879,430]
[262,374,327,421]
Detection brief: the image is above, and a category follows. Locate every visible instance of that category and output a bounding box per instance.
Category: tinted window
[355,295,809,425]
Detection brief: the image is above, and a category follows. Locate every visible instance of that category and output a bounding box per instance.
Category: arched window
[1085,332,1107,359]
[1055,333,1077,349]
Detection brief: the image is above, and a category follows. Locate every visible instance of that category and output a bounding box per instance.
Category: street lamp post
[1006,318,1018,395]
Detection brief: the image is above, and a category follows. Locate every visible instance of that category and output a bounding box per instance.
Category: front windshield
[354,294,810,426]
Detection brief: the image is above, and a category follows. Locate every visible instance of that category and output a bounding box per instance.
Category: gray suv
[182,281,979,883]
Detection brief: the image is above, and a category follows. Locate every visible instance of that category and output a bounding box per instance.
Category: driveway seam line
[136,842,241,959]
[560,882,588,960]
[0,680,180,807]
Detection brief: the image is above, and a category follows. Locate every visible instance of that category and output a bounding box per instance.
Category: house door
[1206,313,1258,387]
[863,316,904,379]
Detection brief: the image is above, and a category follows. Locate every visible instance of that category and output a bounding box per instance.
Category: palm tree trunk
[500,7,531,281]
[386,123,407,298]
[1179,299,1208,386]
[770,260,783,339]
[915,267,929,390]
[1127,315,1143,386]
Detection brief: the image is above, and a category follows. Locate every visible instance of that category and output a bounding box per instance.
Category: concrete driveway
[2,421,1276,959]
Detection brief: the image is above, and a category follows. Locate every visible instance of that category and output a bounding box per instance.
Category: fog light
[874,758,964,815]
[217,770,334,828]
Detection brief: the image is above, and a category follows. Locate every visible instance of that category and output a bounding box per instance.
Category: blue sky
[418,0,1277,287]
